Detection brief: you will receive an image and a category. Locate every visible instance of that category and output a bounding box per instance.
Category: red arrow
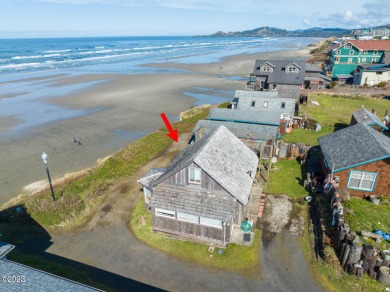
[160,113,178,142]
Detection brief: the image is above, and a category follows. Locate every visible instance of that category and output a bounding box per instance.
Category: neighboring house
[318,123,390,197]
[192,120,278,150]
[143,126,258,245]
[207,108,282,126]
[231,90,296,117]
[350,108,388,132]
[327,39,390,80]
[0,242,100,292]
[304,63,331,89]
[246,60,306,99]
[353,64,390,86]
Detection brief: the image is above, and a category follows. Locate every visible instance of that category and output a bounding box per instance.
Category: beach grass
[15,105,211,228]
[130,200,260,275]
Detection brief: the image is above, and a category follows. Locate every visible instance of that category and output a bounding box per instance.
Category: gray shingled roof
[318,123,390,171]
[150,125,259,205]
[0,260,101,292]
[305,63,322,73]
[232,90,295,115]
[0,242,14,259]
[150,184,236,220]
[193,120,278,141]
[137,168,166,187]
[252,60,306,85]
[352,108,388,130]
[233,90,278,100]
[208,108,281,126]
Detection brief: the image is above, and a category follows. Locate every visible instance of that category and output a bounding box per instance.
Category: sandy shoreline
[0,44,314,205]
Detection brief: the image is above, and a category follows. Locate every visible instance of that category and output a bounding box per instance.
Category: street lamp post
[41,152,55,202]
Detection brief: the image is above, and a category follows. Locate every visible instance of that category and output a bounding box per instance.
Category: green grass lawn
[264,159,308,199]
[130,200,260,275]
[284,94,389,146]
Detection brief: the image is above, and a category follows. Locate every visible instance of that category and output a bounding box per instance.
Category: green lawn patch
[130,200,260,275]
[264,159,308,199]
[343,197,390,250]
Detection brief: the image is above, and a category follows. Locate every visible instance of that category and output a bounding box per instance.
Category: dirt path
[41,141,324,291]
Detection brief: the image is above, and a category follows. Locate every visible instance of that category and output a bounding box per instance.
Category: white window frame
[372,58,377,63]
[144,187,151,204]
[262,65,272,72]
[348,57,353,63]
[272,84,277,90]
[363,50,368,54]
[347,170,377,191]
[263,101,268,108]
[362,57,367,62]
[349,50,354,55]
[189,166,201,184]
[373,50,378,55]
[344,44,352,49]
[336,50,341,55]
[200,217,222,228]
[155,208,176,219]
[178,212,199,223]
[335,57,340,63]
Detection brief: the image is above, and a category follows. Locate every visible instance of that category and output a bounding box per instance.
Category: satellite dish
[271,156,278,164]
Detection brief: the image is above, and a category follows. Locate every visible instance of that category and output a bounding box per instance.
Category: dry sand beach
[0,46,312,205]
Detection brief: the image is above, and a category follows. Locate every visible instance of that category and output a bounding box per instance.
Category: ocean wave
[43,49,72,53]
[0,62,41,69]
[11,54,61,60]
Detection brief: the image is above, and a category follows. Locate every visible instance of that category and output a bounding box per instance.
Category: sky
[0,0,389,38]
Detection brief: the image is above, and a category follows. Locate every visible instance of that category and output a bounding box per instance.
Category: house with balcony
[328,40,390,81]
[246,60,306,99]
[140,125,258,245]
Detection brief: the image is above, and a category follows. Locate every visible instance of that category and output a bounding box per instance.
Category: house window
[349,50,354,55]
[362,57,367,62]
[272,84,277,90]
[336,50,341,55]
[281,102,286,109]
[348,58,353,63]
[372,58,377,63]
[288,66,298,73]
[144,187,151,204]
[251,101,256,107]
[260,81,264,89]
[263,101,268,108]
[178,212,199,223]
[189,166,201,184]
[200,217,222,228]
[373,50,378,55]
[335,57,340,63]
[363,50,368,54]
[347,171,377,191]
[357,58,360,63]
[156,208,176,218]
[344,44,352,49]
[262,65,272,72]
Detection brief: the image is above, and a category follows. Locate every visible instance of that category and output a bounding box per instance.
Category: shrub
[376,81,387,88]
[329,81,337,88]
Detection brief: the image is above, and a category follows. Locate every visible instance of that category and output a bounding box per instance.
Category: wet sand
[0,46,312,205]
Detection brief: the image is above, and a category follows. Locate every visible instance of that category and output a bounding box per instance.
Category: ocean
[0,36,317,77]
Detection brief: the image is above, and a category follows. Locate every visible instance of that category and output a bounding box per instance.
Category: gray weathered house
[247,60,306,99]
[231,90,296,118]
[143,126,258,245]
[304,63,331,89]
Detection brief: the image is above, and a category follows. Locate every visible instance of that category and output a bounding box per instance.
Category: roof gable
[151,126,259,205]
[252,60,306,85]
[352,108,388,130]
[318,123,390,171]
